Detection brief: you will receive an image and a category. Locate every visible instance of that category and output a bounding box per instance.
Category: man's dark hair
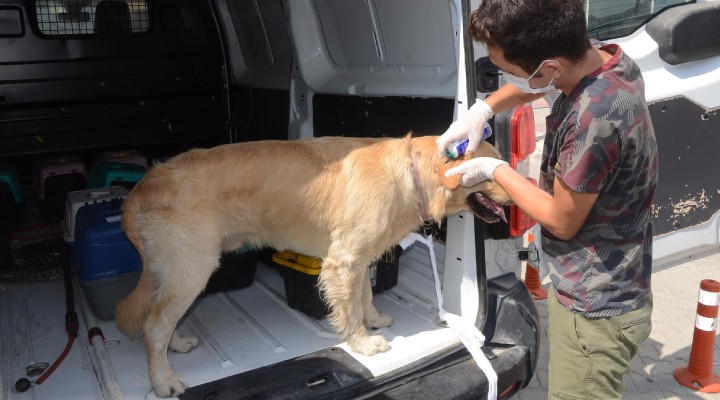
[468,0,592,74]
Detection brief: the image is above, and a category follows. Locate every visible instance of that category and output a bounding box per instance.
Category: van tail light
[509,104,537,237]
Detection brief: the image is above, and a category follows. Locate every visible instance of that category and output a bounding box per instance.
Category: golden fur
[115,134,511,397]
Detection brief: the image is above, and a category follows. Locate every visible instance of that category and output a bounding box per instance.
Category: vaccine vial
[444,123,492,159]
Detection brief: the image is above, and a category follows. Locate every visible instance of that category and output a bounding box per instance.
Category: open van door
[587,0,720,269]
[0,1,540,398]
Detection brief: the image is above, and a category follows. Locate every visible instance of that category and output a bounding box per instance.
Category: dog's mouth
[468,192,507,223]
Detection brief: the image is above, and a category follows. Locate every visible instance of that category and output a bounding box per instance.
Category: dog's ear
[437,156,468,190]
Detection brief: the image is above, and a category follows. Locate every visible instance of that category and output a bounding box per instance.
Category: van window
[586,0,694,40]
[32,0,150,36]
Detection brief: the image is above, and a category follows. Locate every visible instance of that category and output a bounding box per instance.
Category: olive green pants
[547,288,653,400]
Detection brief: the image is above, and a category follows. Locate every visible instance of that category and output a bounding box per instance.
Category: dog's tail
[120,184,144,258]
[115,268,154,337]
[116,189,153,337]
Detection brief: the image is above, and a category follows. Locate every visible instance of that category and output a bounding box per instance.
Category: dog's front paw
[349,334,391,356]
[169,333,199,353]
[151,373,188,398]
[364,312,393,329]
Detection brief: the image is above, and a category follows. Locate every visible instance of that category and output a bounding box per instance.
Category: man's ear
[544,59,563,80]
[437,156,469,190]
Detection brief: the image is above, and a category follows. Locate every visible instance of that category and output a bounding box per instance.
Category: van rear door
[588,0,720,268]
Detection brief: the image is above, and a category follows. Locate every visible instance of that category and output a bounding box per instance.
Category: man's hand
[444,157,508,186]
[437,100,494,157]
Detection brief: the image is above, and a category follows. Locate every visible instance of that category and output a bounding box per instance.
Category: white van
[0,1,717,399]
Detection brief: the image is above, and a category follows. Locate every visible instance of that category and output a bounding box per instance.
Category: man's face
[487,44,556,87]
[487,44,531,78]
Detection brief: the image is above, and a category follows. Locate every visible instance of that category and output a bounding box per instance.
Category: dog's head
[433,141,513,224]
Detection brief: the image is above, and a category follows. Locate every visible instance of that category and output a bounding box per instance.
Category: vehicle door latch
[518,242,540,265]
[475,56,500,92]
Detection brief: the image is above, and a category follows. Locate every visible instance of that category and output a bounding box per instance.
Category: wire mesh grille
[33,0,150,36]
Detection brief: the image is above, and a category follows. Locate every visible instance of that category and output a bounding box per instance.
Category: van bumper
[180,274,540,400]
[361,273,541,400]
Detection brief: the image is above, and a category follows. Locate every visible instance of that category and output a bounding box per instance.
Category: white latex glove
[444,157,508,186]
[437,100,495,157]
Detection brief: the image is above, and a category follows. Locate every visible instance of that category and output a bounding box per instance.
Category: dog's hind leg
[143,251,218,398]
[319,248,390,356]
[169,330,199,353]
[361,269,392,329]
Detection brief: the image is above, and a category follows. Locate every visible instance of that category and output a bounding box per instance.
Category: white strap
[399,233,498,400]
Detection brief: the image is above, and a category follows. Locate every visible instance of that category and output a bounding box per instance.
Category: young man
[437,0,658,398]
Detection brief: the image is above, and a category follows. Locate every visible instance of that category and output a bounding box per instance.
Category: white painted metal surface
[1,244,465,400]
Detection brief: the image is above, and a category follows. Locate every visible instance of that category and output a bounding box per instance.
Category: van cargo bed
[1,244,484,400]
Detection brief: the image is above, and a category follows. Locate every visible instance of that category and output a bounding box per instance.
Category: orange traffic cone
[674,279,720,393]
[524,230,547,300]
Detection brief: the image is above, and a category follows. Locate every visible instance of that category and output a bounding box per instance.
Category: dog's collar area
[411,150,430,222]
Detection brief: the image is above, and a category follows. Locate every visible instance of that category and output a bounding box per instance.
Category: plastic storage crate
[0,164,22,228]
[203,248,258,296]
[151,157,170,167]
[73,199,142,320]
[34,156,88,221]
[96,149,148,169]
[63,186,130,243]
[88,161,146,191]
[0,163,22,204]
[0,164,23,238]
[271,247,401,319]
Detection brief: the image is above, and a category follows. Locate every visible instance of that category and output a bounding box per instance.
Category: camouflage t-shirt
[539,42,658,317]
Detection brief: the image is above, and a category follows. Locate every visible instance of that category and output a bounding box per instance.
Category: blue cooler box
[74,200,142,320]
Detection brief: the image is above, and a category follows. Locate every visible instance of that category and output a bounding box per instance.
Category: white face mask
[503,60,559,94]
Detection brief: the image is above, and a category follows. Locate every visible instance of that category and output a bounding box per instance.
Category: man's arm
[492,164,597,240]
[437,84,545,156]
[444,157,598,240]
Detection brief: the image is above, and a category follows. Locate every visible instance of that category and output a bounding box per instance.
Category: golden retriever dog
[115,134,511,397]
